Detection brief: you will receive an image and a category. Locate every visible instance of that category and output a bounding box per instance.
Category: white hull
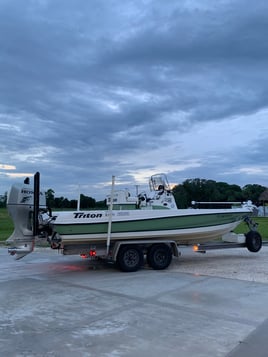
[56,212,245,245]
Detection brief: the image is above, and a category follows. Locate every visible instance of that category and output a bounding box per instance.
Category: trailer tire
[147,243,172,270]
[245,231,262,252]
[116,245,144,272]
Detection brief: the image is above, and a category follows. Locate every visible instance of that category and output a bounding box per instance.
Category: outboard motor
[6,172,48,260]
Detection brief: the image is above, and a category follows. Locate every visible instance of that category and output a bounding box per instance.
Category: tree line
[172,179,265,209]
[0,179,266,209]
[43,179,267,209]
[45,189,106,209]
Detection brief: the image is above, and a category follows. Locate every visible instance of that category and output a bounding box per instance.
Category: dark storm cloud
[1,0,268,198]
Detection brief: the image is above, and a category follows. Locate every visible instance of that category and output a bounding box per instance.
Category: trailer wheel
[147,244,172,270]
[245,231,262,252]
[116,245,144,272]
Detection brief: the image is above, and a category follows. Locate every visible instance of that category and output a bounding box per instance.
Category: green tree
[46,189,55,208]
[215,182,230,201]
[70,199,78,209]
[172,184,189,208]
[242,184,266,204]
[224,184,242,202]
[182,178,217,203]
[0,192,7,208]
[95,200,107,209]
[172,178,261,208]
[80,194,96,209]
[54,196,66,208]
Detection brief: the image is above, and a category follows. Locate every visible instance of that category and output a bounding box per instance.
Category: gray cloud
[1,0,268,199]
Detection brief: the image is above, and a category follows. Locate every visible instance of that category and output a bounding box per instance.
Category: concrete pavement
[227,318,268,357]
[1,246,268,356]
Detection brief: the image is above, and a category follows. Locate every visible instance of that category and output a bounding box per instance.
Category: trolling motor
[6,172,51,259]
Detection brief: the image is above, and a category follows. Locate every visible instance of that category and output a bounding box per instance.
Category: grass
[1,207,268,243]
[234,217,268,239]
[0,208,14,242]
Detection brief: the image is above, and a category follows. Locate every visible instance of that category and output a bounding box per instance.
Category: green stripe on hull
[53,212,247,236]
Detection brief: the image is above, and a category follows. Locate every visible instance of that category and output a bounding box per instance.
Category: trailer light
[193,245,199,252]
[89,249,96,257]
[80,254,88,259]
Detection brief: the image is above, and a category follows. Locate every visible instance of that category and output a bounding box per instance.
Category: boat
[48,173,255,246]
[6,171,262,265]
[6,172,262,270]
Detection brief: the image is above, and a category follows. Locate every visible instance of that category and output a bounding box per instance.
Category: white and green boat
[7,173,261,268]
[49,174,254,245]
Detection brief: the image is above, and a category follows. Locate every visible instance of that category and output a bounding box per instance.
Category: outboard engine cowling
[6,173,47,259]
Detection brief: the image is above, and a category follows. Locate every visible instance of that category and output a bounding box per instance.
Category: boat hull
[51,208,251,245]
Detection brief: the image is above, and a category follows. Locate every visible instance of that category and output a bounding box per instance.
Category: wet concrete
[1,246,268,356]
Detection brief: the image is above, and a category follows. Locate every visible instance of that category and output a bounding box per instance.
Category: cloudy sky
[1,0,268,200]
